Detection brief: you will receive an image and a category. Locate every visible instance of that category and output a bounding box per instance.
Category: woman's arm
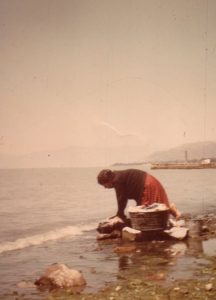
[115,187,128,219]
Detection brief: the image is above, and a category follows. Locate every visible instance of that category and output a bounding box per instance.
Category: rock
[17,280,35,288]
[145,272,166,281]
[115,285,122,291]
[187,219,203,238]
[205,283,213,291]
[201,225,209,233]
[114,245,137,253]
[97,216,129,234]
[35,263,86,290]
[169,219,186,228]
[97,230,121,240]
[122,227,142,242]
[164,227,189,240]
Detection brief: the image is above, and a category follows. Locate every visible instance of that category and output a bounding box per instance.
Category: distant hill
[0,144,152,168]
[1,141,216,168]
[145,141,216,163]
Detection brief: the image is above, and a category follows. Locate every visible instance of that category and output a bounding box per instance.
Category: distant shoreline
[111,162,147,167]
[151,162,216,170]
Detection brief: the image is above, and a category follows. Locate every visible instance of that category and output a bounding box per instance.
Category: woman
[97,168,180,220]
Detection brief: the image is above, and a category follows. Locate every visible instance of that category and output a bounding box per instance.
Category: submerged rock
[97,230,121,240]
[17,280,35,288]
[122,227,142,242]
[35,263,86,290]
[114,245,137,253]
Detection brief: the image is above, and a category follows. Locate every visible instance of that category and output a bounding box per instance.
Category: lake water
[0,165,216,298]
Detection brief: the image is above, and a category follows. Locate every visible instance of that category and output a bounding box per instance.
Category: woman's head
[97,169,115,188]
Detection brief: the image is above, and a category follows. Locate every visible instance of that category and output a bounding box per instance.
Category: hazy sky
[1,0,216,157]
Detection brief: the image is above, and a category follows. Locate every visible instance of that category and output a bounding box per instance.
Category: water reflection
[114,237,212,283]
[186,238,204,256]
[96,234,216,290]
[203,238,216,256]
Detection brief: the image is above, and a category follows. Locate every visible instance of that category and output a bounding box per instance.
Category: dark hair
[97,169,114,185]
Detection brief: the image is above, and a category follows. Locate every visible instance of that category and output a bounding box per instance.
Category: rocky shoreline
[3,213,216,300]
[33,239,216,300]
[48,213,216,299]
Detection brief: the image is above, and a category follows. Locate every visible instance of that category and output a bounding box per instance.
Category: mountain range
[145,141,216,163]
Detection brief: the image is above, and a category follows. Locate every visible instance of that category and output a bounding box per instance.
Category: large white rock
[35,263,86,289]
[164,227,189,240]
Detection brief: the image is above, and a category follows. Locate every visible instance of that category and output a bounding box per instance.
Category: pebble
[205,283,213,291]
[115,285,121,291]
[114,245,136,253]
[17,281,35,288]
